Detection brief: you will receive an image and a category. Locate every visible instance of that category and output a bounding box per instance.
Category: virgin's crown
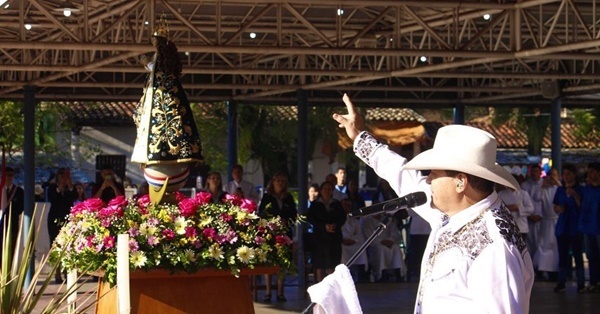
[153,14,169,38]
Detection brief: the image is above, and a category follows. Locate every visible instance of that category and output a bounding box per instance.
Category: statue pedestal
[95,267,279,314]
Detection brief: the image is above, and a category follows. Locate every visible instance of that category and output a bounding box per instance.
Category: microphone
[349,191,427,218]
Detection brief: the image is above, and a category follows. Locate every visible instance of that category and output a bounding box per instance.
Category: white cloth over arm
[307,264,363,314]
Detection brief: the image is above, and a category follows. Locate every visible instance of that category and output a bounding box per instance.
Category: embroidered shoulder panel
[354,132,382,163]
[431,213,492,262]
[491,205,528,255]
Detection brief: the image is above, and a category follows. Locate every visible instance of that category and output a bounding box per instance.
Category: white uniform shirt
[225,180,259,203]
[353,131,534,314]
[498,189,534,233]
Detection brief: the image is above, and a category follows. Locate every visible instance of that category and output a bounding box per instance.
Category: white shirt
[353,131,534,314]
[498,189,534,233]
[225,180,259,203]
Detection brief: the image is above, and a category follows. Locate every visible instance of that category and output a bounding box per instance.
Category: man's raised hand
[332,93,365,141]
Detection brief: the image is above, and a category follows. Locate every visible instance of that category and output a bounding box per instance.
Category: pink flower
[108,195,128,208]
[178,198,199,217]
[137,194,151,210]
[162,229,175,240]
[71,198,104,215]
[202,228,216,240]
[185,226,198,238]
[224,194,243,206]
[240,199,257,213]
[195,192,212,205]
[254,236,265,245]
[275,234,292,245]
[103,236,115,249]
[220,213,233,222]
[173,191,187,202]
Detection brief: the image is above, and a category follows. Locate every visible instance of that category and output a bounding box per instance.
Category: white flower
[208,244,223,260]
[139,223,157,237]
[130,251,147,267]
[184,249,196,263]
[236,246,255,264]
[173,216,187,235]
[255,249,268,263]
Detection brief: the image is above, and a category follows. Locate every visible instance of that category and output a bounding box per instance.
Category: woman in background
[307,181,346,283]
[47,168,78,283]
[258,172,297,302]
[204,172,227,204]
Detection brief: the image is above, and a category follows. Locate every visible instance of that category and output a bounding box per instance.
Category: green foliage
[0,101,74,165]
[519,107,551,157]
[191,102,229,174]
[571,108,599,138]
[1,206,91,313]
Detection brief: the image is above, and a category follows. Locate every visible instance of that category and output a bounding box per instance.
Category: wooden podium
[95,267,279,314]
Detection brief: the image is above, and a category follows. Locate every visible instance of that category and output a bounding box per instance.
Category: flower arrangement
[50,192,293,286]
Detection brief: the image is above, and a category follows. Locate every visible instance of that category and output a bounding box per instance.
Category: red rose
[240,199,257,213]
[178,198,198,217]
[224,194,242,206]
[195,192,212,205]
[108,195,128,208]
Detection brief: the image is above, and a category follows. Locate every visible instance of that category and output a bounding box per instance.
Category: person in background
[258,172,297,302]
[578,162,600,292]
[225,164,259,203]
[74,183,87,204]
[47,167,78,283]
[404,203,431,283]
[521,164,544,277]
[307,181,346,283]
[340,198,368,283]
[362,212,406,282]
[553,164,584,293]
[308,183,320,207]
[132,181,150,201]
[496,176,535,243]
[536,167,561,282]
[0,167,24,264]
[92,166,124,204]
[204,172,227,204]
[333,167,348,200]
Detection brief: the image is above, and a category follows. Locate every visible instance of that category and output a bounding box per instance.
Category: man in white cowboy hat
[333,94,534,313]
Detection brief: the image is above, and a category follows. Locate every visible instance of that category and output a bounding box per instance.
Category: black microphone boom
[349,191,427,217]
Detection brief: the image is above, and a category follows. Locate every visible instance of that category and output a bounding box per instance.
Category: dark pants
[584,234,600,286]
[556,233,585,287]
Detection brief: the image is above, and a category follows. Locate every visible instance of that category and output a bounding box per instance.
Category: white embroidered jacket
[353,131,534,314]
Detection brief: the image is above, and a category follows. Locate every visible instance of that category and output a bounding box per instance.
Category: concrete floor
[33,276,598,313]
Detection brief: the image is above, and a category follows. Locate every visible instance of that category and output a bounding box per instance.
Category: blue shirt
[578,185,600,235]
[554,185,583,236]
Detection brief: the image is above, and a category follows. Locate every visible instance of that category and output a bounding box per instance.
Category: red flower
[224,194,242,206]
[178,198,199,217]
[108,195,128,208]
[162,229,175,240]
[240,199,257,213]
[173,191,187,202]
[195,191,212,205]
[275,234,292,245]
[137,194,151,210]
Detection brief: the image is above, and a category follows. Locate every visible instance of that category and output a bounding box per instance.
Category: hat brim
[405,149,520,191]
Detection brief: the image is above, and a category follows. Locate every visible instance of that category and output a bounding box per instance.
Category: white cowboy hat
[405,124,520,190]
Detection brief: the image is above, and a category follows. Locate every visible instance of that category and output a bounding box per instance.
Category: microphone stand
[301,211,396,314]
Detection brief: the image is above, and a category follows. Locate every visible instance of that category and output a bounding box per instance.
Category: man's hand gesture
[332,93,365,141]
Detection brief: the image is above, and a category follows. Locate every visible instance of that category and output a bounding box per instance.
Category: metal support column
[296,89,308,288]
[550,98,562,172]
[23,85,36,288]
[453,103,465,125]
[226,100,238,182]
